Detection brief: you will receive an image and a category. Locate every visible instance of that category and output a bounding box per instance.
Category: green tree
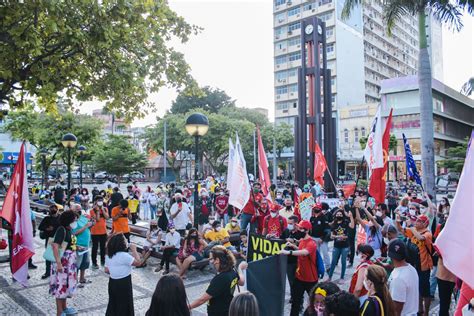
[3,107,103,184]
[273,122,294,159]
[342,0,472,196]
[0,1,199,119]
[359,134,397,152]
[92,135,147,187]
[438,138,469,172]
[170,86,235,114]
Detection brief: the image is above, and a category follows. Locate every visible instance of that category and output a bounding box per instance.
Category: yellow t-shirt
[205,229,231,248]
[128,199,139,214]
[225,223,241,233]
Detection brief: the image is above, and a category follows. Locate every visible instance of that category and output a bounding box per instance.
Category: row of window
[275,44,335,65]
[274,12,333,36]
[275,0,332,9]
[343,127,367,143]
[276,84,299,95]
[275,27,334,51]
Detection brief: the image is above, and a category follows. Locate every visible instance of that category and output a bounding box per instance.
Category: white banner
[228,133,251,210]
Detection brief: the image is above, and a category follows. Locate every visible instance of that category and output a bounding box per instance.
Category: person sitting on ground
[155,223,181,274]
[139,220,162,268]
[225,217,241,233]
[145,273,190,316]
[303,281,341,316]
[205,220,237,253]
[176,228,207,279]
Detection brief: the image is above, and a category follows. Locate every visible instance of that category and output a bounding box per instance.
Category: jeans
[91,234,107,266]
[142,203,149,220]
[290,279,317,316]
[437,278,455,316]
[149,205,157,220]
[430,265,438,297]
[240,213,256,233]
[328,247,349,280]
[348,230,356,264]
[316,239,330,270]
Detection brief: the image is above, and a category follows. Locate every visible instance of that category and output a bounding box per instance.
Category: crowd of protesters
[1,176,473,316]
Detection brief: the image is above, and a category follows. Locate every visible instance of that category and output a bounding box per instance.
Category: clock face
[305,24,314,35]
[318,25,323,35]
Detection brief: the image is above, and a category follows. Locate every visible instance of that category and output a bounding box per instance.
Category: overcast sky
[80,0,473,127]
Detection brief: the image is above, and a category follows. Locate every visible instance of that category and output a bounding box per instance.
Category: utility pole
[163,120,167,182]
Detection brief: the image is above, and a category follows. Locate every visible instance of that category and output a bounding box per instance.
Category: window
[319,0,332,5]
[275,12,286,22]
[326,27,334,38]
[354,128,359,142]
[275,26,286,36]
[288,69,297,77]
[276,102,289,110]
[275,55,287,65]
[275,0,286,6]
[331,94,336,104]
[276,86,288,95]
[288,51,301,61]
[303,2,315,11]
[275,70,287,81]
[344,129,349,143]
[326,43,335,54]
[289,84,298,92]
[318,12,332,22]
[331,78,336,86]
[288,7,300,17]
[361,127,366,137]
[288,22,301,32]
[275,41,287,50]
[288,37,300,47]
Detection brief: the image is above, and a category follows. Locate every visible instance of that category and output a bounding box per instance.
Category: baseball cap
[388,239,407,261]
[297,220,312,231]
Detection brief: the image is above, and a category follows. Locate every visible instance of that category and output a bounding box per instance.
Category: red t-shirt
[263,215,287,238]
[242,193,263,215]
[215,195,229,215]
[296,238,318,283]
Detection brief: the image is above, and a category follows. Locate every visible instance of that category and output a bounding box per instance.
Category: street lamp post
[185,113,209,228]
[39,148,48,192]
[61,133,77,201]
[77,145,86,189]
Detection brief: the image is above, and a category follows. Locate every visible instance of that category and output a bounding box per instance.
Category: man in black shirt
[52,184,65,205]
[38,204,60,279]
[281,215,305,297]
[310,204,331,271]
[108,187,123,216]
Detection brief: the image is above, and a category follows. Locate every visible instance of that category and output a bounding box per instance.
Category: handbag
[43,228,68,262]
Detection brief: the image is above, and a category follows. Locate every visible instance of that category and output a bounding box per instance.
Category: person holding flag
[0,143,35,286]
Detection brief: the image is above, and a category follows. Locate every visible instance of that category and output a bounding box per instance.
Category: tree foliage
[3,107,103,172]
[91,135,147,185]
[0,1,199,119]
[438,139,469,173]
[170,86,235,114]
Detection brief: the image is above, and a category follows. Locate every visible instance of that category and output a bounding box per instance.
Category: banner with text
[247,233,286,263]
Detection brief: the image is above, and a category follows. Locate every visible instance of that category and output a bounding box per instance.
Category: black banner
[247,254,287,316]
[247,233,286,263]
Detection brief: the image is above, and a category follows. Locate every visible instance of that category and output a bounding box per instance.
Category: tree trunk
[418,10,435,197]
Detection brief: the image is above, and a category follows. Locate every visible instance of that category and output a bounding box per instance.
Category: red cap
[297,220,312,231]
[416,214,429,224]
[271,204,281,212]
[312,202,322,210]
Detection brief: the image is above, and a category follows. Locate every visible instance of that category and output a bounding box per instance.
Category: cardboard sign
[247,233,286,263]
[299,197,315,220]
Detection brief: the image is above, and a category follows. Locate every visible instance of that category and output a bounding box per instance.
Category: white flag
[363,106,384,170]
[228,133,251,210]
[226,138,235,185]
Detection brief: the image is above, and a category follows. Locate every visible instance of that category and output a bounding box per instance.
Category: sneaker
[91,265,99,270]
[336,278,345,285]
[154,266,163,273]
[28,263,38,269]
[41,274,50,280]
[162,270,169,275]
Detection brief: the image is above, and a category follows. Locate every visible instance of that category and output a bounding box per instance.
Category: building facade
[381,75,474,179]
[91,109,132,136]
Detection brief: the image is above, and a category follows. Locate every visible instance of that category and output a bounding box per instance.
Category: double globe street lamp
[61,133,77,200]
[185,113,209,228]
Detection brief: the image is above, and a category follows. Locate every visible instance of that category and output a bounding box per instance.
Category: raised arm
[364,208,381,230]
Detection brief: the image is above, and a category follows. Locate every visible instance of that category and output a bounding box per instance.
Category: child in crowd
[239,231,248,260]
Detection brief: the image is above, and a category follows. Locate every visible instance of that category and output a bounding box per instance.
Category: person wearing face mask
[240,182,263,233]
[303,281,341,316]
[204,221,236,252]
[225,217,241,233]
[155,223,181,274]
[112,199,132,242]
[310,203,331,271]
[71,204,93,287]
[299,184,313,203]
[437,197,450,216]
[360,265,395,316]
[79,188,90,210]
[328,209,355,283]
[355,206,383,259]
[262,204,287,239]
[349,244,374,303]
[169,193,192,236]
[39,204,61,279]
[215,189,230,226]
[377,203,393,227]
[280,220,319,316]
[197,189,213,229]
[90,196,109,269]
[281,216,306,296]
[177,228,207,278]
[275,191,285,206]
[280,198,296,220]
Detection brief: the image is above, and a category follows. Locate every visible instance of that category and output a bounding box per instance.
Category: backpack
[404,238,421,271]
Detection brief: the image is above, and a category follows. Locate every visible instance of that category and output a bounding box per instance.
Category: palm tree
[342,0,471,196]
[461,77,474,96]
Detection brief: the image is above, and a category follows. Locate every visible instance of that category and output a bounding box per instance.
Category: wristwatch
[289,250,293,256]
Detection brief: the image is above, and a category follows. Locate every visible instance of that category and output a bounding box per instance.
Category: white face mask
[440,200,446,205]
[231,222,237,227]
[363,279,371,291]
[270,212,278,218]
[70,221,78,229]
[409,209,417,216]
[287,224,294,231]
[383,237,390,245]
[375,211,382,217]
[97,201,103,206]
[215,227,222,232]
[219,192,224,196]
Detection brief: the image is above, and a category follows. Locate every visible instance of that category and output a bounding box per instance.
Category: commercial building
[91,109,132,136]
[381,75,474,179]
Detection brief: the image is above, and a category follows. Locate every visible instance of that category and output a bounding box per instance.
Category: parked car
[94,171,108,179]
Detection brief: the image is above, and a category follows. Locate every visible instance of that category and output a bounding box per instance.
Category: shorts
[198,214,209,225]
[76,250,90,271]
[418,269,431,298]
[191,252,203,261]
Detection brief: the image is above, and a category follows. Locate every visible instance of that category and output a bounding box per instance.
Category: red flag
[257,127,271,199]
[313,142,327,186]
[0,143,35,286]
[342,183,357,198]
[368,109,393,204]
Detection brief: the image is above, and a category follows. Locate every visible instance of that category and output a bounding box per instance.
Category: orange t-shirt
[405,228,433,271]
[111,206,130,234]
[90,208,108,235]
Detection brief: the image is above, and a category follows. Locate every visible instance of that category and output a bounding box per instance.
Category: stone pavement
[0,233,449,315]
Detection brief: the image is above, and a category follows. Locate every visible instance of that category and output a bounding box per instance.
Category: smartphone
[348,198,353,207]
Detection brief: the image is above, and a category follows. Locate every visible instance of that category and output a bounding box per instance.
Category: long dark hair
[185,228,199,247]
[366,265,395,316]
[145,274,190,316]
[106,233,127,258]
[210,245,236,273]
[229,292,259,316]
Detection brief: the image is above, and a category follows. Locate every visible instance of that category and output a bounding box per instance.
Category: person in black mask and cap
[38,204,61,279]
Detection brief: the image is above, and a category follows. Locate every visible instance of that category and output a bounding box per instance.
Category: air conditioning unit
[297,44,300,48]
[277,95,281,99]
[282,48,287,51]
[297,14,300,17]
[312,8,316,12]
[290,92,295,97]
[282,79,287,83]
[288,30,292,35]
[283,109,289,113]
[287,1,292,6]
[276,64,280,68]
[278,19,284,23]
